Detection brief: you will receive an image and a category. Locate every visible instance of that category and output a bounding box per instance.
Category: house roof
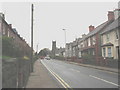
[101,17,120,34]
[85,21,109,38]
[79,21,111,42]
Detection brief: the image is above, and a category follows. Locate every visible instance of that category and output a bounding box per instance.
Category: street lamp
[36,43,39,53]
[62,29,66,59]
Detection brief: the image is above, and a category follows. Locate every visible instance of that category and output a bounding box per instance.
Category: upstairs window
[92,36,96,45]
[106,33,110,42]
[115,30,119,39]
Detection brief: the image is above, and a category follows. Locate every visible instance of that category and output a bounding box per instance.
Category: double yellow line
[41,61,73,90]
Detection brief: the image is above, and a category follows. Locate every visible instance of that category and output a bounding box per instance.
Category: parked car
[44,56,50,60]
[40,56,45,59]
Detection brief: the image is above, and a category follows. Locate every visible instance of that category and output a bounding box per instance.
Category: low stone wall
[2,58,31,88]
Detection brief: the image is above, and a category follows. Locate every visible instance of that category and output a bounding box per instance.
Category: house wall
[101,29,119,59]
[65,44,69,57]
[1,15,31,57]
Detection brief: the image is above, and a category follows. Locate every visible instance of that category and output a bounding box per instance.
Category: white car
[44,56,50,60]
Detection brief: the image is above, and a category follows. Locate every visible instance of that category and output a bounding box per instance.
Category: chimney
[0,13,5,19]
[108,11,114,21]
[89,25,95,32]
[114,9,120,20]
[82,34,86,38]
[9,24,12,29]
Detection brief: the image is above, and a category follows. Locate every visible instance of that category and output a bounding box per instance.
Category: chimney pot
[0,13,5,19]
[82,34,86,38]
[9,24,12,29]
[114,9,120,20]
[108,11,114,21]
[89,25,95,32]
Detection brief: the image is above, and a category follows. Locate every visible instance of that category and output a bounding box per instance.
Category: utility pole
[30,4,34,72]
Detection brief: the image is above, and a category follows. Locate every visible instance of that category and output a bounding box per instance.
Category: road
[40,59,119,88]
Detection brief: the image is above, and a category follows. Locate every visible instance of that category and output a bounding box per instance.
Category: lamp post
[62,29,66,59]
[36,43,39,53]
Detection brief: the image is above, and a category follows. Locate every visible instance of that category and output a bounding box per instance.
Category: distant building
[65,38,81,59]
[51,41,65,58]
[52,41,56,58]
[65,42,73,58]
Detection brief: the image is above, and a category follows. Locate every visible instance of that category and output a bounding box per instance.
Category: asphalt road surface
[40,59,119,88]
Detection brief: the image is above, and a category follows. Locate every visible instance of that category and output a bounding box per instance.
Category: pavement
[63,60,118,73]
[26,59,61,88]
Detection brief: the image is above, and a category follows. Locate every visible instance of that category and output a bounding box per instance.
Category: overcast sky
[0,1,118,52]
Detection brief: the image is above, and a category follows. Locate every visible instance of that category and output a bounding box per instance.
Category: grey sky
[0,2,118,52]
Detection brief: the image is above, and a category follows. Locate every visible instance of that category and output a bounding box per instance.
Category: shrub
[82,54,95,64]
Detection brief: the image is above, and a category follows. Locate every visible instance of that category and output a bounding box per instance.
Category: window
[92,36,96,45]
[3,27,5,35]
[93,50,95,55]
[88,38,91,46]
[78,44,80,48]
[103,48,106,57]
[101,35,103,45]
[115,30,119,39]
[8,30,9,37]
[108,47,112,57]
[106,34,109,42]
[79,52,81,58]
[0,23,1,33]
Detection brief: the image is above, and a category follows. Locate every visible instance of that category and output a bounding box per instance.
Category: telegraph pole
[31,4,34,72]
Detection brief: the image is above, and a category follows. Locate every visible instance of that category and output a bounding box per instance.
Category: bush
[82,54,95,64]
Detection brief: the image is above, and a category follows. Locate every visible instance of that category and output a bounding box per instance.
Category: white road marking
[70,69,80,73]
[89,75,119,87]
[41,60,72,89]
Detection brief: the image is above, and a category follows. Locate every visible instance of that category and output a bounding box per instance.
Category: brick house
[71,38,82,59]
[79,11,115,64]
[101,11,120,60]
[65,42,73,58]
[0,13,31,57]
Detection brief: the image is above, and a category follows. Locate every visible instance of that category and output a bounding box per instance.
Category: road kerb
[60,60,118,74]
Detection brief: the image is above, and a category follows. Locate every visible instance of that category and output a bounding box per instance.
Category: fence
[2,58,31,88]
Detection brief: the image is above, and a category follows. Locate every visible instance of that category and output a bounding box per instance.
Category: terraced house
[101,9,120,60]
[0,13,31,57]
[79,11,115,64]
[65,42,73,58]
[65,9,119,65]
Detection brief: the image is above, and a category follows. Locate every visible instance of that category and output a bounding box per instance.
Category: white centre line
[89,75,119,87]
[70,69,80,73]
